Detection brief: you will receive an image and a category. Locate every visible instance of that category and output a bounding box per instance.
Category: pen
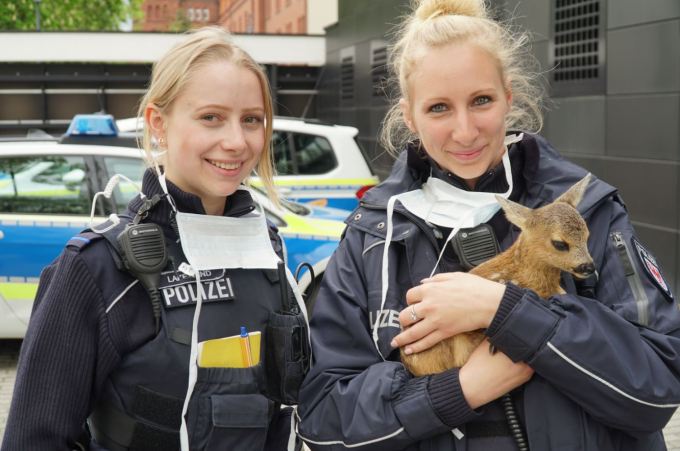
[240,326,253,367]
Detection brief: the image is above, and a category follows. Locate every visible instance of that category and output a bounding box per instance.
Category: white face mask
[372,133,523,359]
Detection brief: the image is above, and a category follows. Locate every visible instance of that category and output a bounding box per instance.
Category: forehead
[408,43,505,101]
[176,59,263,109]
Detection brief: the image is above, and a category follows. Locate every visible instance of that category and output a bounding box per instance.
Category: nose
[220,120,248,152]
[451,110,479,146]
[573,262,595,277]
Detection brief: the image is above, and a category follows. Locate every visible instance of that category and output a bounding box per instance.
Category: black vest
[86,219,295,451]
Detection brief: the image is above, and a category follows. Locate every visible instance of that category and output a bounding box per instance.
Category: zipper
[611,232,649,326]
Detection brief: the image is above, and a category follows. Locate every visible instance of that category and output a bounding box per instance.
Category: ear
[399,98,416,133]
[556,173,592,208]
[496,195,531,229]
[145,103,166,142]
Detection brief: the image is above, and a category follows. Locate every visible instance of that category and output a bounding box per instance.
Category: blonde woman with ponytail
[3,27,307,451]
[297,1,680,450]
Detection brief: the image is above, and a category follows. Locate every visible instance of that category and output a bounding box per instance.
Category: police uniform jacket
[297,133,680,450]
[2,169,293,451]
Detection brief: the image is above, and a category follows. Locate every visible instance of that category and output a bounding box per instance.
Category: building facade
[140,0,220,31]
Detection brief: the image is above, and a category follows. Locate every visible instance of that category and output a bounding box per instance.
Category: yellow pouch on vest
[198,331,261,368]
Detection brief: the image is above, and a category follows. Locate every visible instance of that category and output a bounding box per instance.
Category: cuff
[486,283,525,337]
[427,369,479,428]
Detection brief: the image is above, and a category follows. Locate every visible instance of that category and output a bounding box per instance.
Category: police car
[117,116,379,212]
[0,115,346,338]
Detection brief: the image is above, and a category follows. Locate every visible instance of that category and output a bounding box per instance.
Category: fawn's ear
[496,195,531,229]
[556,173,592,208]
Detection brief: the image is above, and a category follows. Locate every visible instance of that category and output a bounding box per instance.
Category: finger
[390,318,432,348]
[422,272,461,283]
[405,285,424,305]
[403,330,446,355]
[398,303,422,328]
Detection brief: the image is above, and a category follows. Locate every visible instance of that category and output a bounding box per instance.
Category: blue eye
[429,103,447,113]
[473,96,492,106]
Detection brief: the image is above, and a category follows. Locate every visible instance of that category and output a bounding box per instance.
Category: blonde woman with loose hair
[3,27,308,451]
[297,1,680,450]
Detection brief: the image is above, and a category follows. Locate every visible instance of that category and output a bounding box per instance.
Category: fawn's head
[496,174,595,279]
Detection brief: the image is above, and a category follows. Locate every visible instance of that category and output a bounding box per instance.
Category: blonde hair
[136,26,278,203]
[381,0,544,154]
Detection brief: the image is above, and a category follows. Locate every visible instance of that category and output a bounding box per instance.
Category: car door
[0,152,96,337]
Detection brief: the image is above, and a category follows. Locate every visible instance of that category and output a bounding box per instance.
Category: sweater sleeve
[1,250,121,451]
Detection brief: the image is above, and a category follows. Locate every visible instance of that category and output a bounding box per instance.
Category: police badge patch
[631,237,674,302]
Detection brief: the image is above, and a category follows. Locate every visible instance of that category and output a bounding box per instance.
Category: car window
[272,131,295,175]
[0,155,91,214]
[292,132,337,175]
[102,157,146,211]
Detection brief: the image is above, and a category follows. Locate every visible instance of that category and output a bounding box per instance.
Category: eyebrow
[195,104,265,113]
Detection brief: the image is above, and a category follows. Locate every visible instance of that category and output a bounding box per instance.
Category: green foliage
[168,8,191,32]
[0,0,143,31]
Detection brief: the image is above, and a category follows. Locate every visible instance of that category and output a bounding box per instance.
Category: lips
[449,146,484,161]
[208,159,242,170]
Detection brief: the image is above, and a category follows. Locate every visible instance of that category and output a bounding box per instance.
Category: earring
[158,136,166,147]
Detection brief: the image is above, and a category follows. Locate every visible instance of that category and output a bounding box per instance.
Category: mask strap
[374,193,399,360]
[179,266,202,451]
[153,157,177,213]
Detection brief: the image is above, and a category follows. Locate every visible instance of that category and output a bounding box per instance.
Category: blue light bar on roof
[66,114,119,136]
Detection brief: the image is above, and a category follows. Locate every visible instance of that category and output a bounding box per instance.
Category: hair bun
[414,0,486,21]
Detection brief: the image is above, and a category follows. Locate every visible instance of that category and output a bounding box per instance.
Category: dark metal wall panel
[544,96,606,155]
[607,20,680,95]
[568,156,679,231]
[608,0,680,29]
[606,94,680,160]
[508,0,551,38]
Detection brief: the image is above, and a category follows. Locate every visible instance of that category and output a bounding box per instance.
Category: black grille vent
[553,0,601,82]
[550,0,606,96]
[340,56,354,102]
[371,46,388,97]
[129,233,165,267]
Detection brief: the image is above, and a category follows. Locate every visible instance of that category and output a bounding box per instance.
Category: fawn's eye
[552,240,569,252]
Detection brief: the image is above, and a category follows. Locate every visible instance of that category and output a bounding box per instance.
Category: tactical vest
[77,215,308,451]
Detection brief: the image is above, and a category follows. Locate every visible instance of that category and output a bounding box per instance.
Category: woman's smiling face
[149,59,265,214]
[401,42,512,188]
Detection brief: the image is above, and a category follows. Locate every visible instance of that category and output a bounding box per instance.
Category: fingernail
[390,339,397,348]
[404,347,412,355]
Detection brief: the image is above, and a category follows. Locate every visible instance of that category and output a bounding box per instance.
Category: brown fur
[401,174,594,376]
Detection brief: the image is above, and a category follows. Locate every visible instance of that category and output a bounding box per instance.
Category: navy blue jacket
[297,134,680,450]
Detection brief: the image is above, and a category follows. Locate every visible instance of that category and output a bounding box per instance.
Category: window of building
[187,8,194,21]
[154,5,160,20]
[147,4,153,19]
[204,9,210,21]
[276,0,280,14]
[286,22,292,34]
[297,16,305,33]
[162,4,167,18]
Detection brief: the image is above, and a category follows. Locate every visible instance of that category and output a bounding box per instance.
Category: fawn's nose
[574,262,595,277]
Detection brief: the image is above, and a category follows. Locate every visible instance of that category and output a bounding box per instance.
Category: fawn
[402,174,595,376]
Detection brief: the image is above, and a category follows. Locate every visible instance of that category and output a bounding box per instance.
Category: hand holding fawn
[400,174,595,377]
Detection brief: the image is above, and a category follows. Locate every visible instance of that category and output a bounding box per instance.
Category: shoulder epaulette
[66,231,103,252]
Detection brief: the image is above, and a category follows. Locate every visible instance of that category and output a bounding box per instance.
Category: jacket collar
[127,168,256,226]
